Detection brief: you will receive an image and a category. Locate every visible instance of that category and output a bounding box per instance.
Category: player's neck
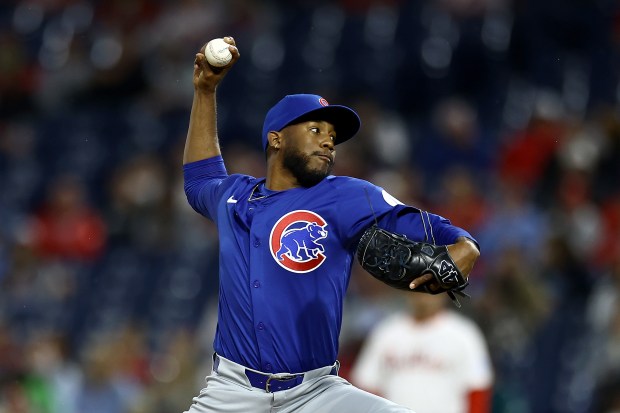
[265,163,301,191]
[412,308,445,323]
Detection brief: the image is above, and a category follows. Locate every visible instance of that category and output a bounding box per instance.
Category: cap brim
[284,105,361,145]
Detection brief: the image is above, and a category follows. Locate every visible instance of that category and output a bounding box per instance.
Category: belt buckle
[265,374,298,393]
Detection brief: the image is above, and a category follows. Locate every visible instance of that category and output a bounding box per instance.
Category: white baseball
[205,38,232,67]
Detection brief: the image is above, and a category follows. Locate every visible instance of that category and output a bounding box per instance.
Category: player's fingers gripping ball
[356,225,470,307]
[205,38,233,67]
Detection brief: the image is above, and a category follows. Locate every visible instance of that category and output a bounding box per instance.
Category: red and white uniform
[351,310,493,413]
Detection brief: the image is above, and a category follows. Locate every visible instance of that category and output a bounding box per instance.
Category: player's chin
[314,164,333,179]
[296,168,331,187]
[312,156,334,173]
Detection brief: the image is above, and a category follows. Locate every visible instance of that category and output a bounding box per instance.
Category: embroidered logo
[439,260,459,283]
[270,210,328,273]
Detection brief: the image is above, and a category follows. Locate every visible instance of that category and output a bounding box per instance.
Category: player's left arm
[378,207,480,285]
[443,236,480,281]
[336,179,479,285]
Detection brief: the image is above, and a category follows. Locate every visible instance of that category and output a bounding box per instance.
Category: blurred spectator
[430,165,490,236]
[525,236,596,413]
[0,30,39,116]
[23,333,82,413]
[596,193,620,267]
[351,293,493,413]
[106,153,172,251]
[414,97,493,190]
[366,166,426,207]
[0,378,33,413]
[74,331,144,413]
[1,243,82,340]
[474,247,552,413]
[594,109,620,197]
[0,235,8,284]
[543,234,595,303]
[476,177,549,265]
[497,90,567,191]
[349,97,413,169]
[0,120,41,213]
[75,324,149,413]
[556,120,606,176]
[589,372,620,413]
[132,328,203,413]
[24,174,106,261]
[548,168,603,265]
[0,322,24,385]
[586,247,620,389]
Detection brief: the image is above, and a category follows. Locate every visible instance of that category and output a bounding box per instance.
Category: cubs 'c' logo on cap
[270,210,328,273]
[319,98,329,106]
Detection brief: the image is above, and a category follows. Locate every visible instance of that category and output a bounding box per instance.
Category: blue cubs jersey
[184,156,475,374]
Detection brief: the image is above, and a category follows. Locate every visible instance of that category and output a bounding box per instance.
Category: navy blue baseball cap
[261,94,361,149]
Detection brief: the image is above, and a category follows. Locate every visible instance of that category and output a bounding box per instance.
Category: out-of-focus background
[1,0,620,412]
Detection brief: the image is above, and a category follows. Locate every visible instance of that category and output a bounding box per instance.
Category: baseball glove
[356,225,470,307]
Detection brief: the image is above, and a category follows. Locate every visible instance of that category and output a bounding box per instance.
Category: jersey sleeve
[183,156,228,220]
[379,206,479,248]
[333,178,478,249]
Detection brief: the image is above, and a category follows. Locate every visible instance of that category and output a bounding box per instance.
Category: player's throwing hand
[193,36,240,93]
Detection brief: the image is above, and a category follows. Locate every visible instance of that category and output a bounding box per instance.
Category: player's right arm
[183,37,240,164]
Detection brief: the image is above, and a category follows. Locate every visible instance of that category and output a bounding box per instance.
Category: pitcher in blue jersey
[182,37,480,413]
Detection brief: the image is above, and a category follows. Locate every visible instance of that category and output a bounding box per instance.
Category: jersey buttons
[253,280,261,288]
[257,322,265,330]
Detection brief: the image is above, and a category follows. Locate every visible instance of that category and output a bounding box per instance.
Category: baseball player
[351,293,494,413]
[182,36,480,413]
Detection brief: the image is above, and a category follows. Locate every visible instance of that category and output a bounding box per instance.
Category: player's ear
[268,131,281,150]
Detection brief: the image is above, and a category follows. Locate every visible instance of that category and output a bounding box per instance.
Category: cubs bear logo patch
[270,210,328,273]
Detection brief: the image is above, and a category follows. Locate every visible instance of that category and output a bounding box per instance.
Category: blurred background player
[351,293,493,413]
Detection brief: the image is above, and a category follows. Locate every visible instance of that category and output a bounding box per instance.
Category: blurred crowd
[1,0,620,412]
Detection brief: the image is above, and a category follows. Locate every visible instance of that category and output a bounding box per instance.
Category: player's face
[407,293,446,319]
[280,120,336,187]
